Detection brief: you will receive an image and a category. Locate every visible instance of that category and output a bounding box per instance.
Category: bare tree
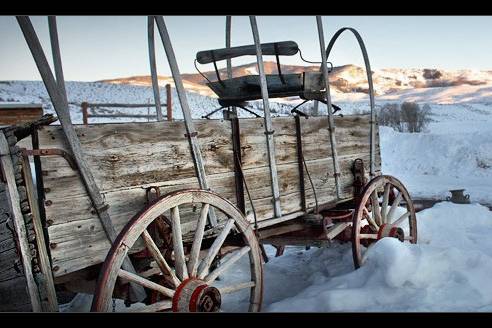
[377,102,431,133]
[377,103,404,132]
[401,102,432,132]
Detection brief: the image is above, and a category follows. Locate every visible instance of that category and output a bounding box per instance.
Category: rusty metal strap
[184,131,198,138]
[21,148,77,170]
[233,150,258,231]
[293,114,306,212]
[0,160,6,183]
[94,203,110,215]
[231,118,246,214]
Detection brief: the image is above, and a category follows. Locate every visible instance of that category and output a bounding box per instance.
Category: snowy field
[0,80,296,123]
[2,80,492,312]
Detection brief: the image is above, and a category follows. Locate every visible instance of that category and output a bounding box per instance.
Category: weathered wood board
[36,115,381,277]
[0,186,33,311]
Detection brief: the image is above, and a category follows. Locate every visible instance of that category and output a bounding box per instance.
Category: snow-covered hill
[100,63,492,99]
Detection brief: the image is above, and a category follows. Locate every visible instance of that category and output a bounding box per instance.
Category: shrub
[401,102,432,132]
[377,103,404,132]
[377,102,431,133]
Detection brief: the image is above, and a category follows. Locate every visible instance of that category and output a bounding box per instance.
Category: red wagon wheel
[91,189,263,312]
[352,175,417,269]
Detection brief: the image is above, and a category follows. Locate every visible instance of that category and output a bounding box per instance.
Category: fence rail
[79,83,173,124]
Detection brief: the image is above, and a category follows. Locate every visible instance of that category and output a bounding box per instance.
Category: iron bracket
[21,148,77,170]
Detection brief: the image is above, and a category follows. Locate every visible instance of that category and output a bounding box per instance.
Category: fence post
[166,84,172,121]
[81,101,88,125]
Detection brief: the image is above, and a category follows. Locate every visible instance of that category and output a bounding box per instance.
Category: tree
[377,102,431,133]
[401,102,432,132]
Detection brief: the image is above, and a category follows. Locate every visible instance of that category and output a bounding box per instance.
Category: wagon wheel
[352,175,417,269]
[91,189,263,312]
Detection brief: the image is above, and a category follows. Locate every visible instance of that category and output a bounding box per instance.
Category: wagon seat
[195,41,339,118]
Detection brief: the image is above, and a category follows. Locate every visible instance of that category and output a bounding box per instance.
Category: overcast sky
[1,16,492,81]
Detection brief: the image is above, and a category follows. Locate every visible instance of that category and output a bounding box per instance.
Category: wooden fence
[80,84,173,125]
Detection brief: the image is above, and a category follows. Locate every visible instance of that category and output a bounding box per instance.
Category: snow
[379,103,492,204]
[266,202,492,312]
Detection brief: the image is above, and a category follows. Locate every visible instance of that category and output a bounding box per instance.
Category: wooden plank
[250,16,282,218]
[196,40,299,64]
[0,132,42,311]
[148,17,163,122]
[20,155,58,311]
[88,114,157,119]
[326,222,351,240]
[87,103,160,108]
[316,16,341,198]
[0,108,44,125]
[0,277,33,311]
[0,188,32,311]
[48,16,68,106]
[166,84,172,120]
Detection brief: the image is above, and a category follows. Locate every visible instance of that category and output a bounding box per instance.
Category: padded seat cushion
[208,72,325,107]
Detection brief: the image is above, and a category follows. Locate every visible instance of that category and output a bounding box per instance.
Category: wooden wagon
[0,16,417,312]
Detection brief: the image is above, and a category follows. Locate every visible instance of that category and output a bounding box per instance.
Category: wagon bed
[38,114,381,278]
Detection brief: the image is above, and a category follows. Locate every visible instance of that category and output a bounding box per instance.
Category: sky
[1,16,492,82]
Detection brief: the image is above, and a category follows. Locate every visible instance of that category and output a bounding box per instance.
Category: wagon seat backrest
[195,41,326,108]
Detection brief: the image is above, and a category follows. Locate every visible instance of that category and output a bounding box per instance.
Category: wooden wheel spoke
[393,211,411,227]
[187,203,210,277]
[386,191,403,222]
[217,281,256,295]
[371,190,382,225]
[381,183,391,223]
[204,246,250,284]
[118,269,174,298]
[127,300,172,312]
[363,207,379,230]
[197,219,235,279]
[359,233,378,240]
[141,230,180,287]
[171,206,188,281]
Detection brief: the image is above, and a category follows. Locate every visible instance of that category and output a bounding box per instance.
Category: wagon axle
[377,224,404,242]
[172,278,221,312]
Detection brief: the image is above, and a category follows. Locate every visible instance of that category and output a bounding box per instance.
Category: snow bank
[266,202,492,312]
[379,103,492,203]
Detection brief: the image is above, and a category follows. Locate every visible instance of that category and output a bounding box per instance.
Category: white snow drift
[265,202,492,312]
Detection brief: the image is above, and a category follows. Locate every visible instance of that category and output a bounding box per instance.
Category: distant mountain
[98,62,492,99]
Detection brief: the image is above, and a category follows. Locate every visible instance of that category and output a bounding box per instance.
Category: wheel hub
[377,224,404,242]
[172,278,221,312]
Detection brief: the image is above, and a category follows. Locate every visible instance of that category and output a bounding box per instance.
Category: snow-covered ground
[2,80,492,312]
[264,202,492,312]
